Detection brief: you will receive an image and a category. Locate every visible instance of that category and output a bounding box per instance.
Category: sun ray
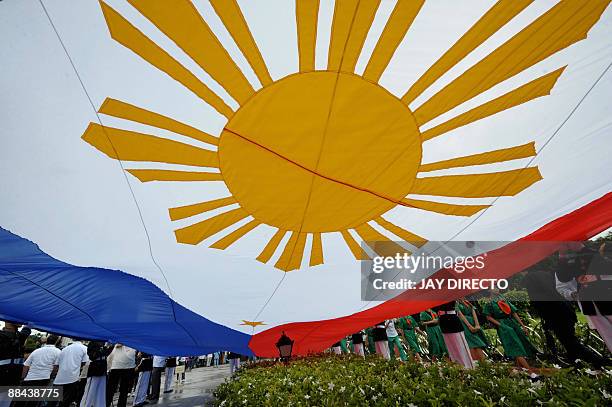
[339,0,381,73]
[210,219,261,250]
[240,320,266,327]
[309,232,323,266]
[209,0,273,86]
[296,0,320,72]
[411,167,542,198]
[413,1,609,125]
[400,198,489,217]
[418,142,536,173]
[82,123,218,167]
[340,230,370,261]
[353,223,409,257]
[128,0,254,105]
[362,0,424,82]
[420,67,565,138]
[174,207,249,245]
[257,229,287,264]
[127,169,223,183]
[373,216,426,247]
[275,231,307,271]
[99,2,232,118]
[326,0,359,71]
[401,0,533,104]
[99,98,218,146]
[169,197,236,221]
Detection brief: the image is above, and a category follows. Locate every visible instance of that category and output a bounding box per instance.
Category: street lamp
[276,331,294,361]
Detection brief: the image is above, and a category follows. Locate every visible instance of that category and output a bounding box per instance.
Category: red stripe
[249,192,612,357]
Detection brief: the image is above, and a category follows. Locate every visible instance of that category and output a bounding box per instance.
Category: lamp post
[276,331,294,362]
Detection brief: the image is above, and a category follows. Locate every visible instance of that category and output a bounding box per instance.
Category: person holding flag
[398,315,424,362]
[419,309,448,361]
[483,290,537,369]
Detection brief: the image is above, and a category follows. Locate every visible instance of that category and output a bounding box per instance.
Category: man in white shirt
[22,334,61,386]
[148,356,166,402]
[105,344,135,407]
[53,339,89,407]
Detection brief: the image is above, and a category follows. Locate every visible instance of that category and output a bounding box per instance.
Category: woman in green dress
[419,309,448,360]
[456,298,489,362]
[398,315,423,362]
[483,291,537,369]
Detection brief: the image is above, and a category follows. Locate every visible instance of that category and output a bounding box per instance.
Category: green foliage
[214,356,611,406]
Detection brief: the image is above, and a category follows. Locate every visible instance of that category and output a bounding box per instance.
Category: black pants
[59,380,81,407]
[106,369,134,407]
[13,379,50,407]
[543,317,607,366]
[147,367,164,401]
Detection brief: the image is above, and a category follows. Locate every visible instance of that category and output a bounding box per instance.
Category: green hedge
[215,355,611,406]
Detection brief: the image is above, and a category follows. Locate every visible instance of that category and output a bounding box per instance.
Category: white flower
[473,390,483,395]
[531,380,543,389]
[304,395,310,400]
[601,389,611,399]
[359,387,365,395]
[585,368,598,376]
[328,383,334,390]
[500,396,506,402]
[340,386,346,393]
[407,404,417,407]
[552,364,561,369]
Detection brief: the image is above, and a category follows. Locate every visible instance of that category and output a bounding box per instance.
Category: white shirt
[108,345,136,370]
[152,356,167,368]
[385,320,398,338]
[53,342,89,385]
[24,345,61,381]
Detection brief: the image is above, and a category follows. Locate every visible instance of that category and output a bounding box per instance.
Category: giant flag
[1,0,611,356]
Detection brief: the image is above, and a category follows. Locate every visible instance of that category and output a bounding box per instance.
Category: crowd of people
[331,242,611,376]
[0,329,211,407]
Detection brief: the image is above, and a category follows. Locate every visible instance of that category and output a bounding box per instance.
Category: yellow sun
[82,0,608,271]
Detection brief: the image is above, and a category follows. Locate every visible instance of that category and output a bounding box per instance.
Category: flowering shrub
[214,355,611,406]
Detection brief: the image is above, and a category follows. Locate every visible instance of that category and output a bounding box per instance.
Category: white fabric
[54,341,89,385]
[353,343,365,357]
[133,371,151,406]
[24,344,61,381]
[555,273,578,302]
[80,375,106,407]
[443,332,474,369]
[0,1,611,334]
[385,320,398,338]
[108,345,136,370]
[375,340,390,360]
[152,356,167,368]
[331,346,341,355]
[163,367,175,392]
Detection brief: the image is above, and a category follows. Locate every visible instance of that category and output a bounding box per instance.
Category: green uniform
[419,310,448,358]
[455,301,488,349]
[483,296,537,358]
[340,338,349,353]
[397,316,422,354]
[364,327,376,354]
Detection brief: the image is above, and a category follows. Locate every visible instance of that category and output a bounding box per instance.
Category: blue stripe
[0,226,252,356]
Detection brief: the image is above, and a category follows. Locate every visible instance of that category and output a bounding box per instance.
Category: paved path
[126,365,232,407]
